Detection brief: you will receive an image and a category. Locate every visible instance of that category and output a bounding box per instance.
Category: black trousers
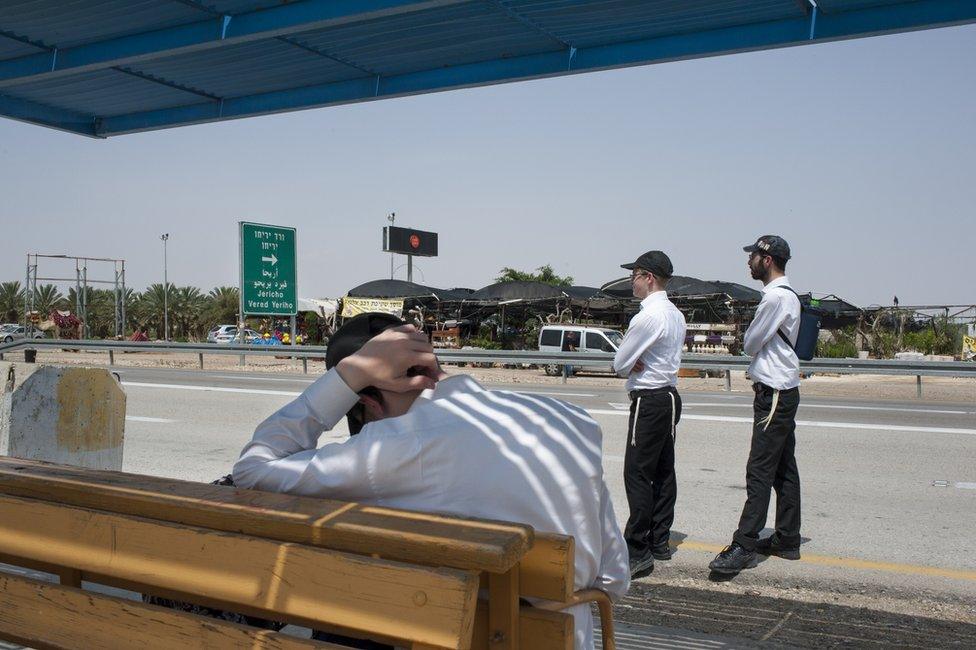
[624,386,681,557]
[733,383,802,551]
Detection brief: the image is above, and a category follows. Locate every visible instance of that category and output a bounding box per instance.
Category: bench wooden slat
[0,558,443,650]
[488,569,519,650]
[472,602,573,650]
[16,567,412,650]
[0,571,333,650]
[0,458,576,600]
[0,493,478,650]
[520,533,575,602]
[0,458,530,574]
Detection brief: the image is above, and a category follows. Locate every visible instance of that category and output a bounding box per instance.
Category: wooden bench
[0,458,613,649]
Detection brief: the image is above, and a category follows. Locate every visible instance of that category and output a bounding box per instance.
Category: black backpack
[775,286,822,361]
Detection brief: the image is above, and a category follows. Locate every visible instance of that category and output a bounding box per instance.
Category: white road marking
[120,381,976,437]
[209,375,315,384]
[123,381,301,397]
[608,402,630,410]
[586,409,976,436]
[956,482,976,490]
[801,404,973,415]
[518,390,597,397]
[684,402,972,416]
[126,416,176,423]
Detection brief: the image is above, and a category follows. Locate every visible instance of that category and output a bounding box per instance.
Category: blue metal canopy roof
[1,0,973,137]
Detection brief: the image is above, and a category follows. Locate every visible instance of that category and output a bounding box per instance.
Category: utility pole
[161,233,169,341]
[387,212,395,279]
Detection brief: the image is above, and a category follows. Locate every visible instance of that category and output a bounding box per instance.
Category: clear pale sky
[1,23,973,308]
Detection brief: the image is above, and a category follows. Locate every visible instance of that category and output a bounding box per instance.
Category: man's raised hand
[336,325,439,393]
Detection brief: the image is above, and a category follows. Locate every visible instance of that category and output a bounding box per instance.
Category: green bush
[871,329,900,359]
[818,338,858,358]
[902,321,962,356]
[464,336,502,350]
[817,328,858,358]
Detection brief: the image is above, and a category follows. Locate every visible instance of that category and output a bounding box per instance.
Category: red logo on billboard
[409,234,420,249]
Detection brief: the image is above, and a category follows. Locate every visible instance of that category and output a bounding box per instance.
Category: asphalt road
[112,366,976,647]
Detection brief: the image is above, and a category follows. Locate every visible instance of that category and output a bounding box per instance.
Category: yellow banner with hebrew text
[341,297,404,319]
[963,335,976,360]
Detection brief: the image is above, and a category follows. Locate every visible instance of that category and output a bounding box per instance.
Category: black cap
[743,235,791,260]
[325,312,406,370]
[620,250,673,279]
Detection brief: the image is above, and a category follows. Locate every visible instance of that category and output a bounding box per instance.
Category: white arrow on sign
[261,254,278,266]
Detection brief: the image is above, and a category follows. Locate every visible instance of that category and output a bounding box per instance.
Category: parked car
[208,324,238,343]
[208,325,262,344]
[537,325,624,376]
[1,325,46,343]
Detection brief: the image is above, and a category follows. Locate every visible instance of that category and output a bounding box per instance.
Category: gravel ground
[617,573,976,648]
[14,348,976,403]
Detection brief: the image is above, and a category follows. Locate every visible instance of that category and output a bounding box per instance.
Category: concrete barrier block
[0,365,125,470]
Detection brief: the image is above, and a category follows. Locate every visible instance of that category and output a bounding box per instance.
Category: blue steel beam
[96,0,976,137]
[0,0,469,89]
[0,93,96,136]
[169,0,379,76]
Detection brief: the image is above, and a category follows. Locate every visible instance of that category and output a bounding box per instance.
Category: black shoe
[629,550,655,578]
[756,535,800,560]
[708,542,756,574]
[652,543,672,561]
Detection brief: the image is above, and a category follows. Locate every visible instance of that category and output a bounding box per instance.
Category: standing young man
[613,251,687,578]
[710,235,803,574]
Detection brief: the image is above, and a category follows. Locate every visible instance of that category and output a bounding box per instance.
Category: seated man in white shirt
[233,312,629,650]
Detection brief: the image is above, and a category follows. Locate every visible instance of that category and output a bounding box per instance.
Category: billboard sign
[383,226,438,257]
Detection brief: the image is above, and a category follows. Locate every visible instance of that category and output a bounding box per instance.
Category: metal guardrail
[0,338,321,358]
[0,338,973,379]
[436,349,976,378]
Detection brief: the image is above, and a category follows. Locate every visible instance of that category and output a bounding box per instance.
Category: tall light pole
[387,212,395,279]
[161,233,169,341]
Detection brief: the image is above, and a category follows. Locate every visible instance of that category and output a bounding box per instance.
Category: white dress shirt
[744,276,801,390]
[233,371,630,650]
[613,291,687,392]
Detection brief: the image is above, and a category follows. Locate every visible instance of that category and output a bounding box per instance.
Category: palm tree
[119,287,141,334]
[33,284,64,316]
[172,285,207,340]
[65,286,94,312]
[87,288,131,338]
[205,286,240,329]
[136,283,172,339]
[0,281,25,323]
[64,286,98,337]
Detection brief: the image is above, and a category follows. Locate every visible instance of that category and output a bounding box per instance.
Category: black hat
[743,235,791,260]
[620,250,673,279]
[325,312,406,370]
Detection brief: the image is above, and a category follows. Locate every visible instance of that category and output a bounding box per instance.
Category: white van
[537,325,624,375]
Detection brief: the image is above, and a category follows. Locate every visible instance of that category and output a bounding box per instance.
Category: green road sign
[239,222,297,316]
